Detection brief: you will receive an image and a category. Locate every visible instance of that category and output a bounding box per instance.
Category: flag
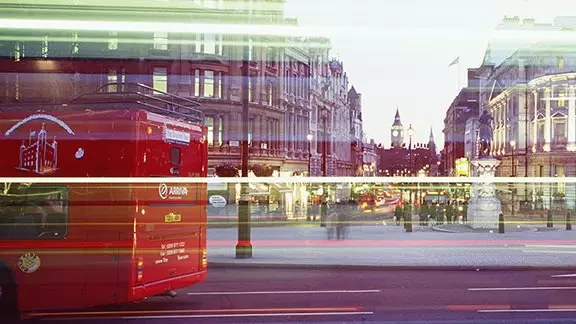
[448,56,459,67]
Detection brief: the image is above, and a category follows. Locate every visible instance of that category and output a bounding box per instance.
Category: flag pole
[457,58,461,92]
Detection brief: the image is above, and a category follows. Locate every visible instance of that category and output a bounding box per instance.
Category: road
[24,268,576,323]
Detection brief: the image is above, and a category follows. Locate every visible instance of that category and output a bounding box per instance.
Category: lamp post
[510,139,516,217]
[544,144,552,210]
[407,124,414,176]
[307,133,313,176]
[236,6,253,259]
[407,124,414,206]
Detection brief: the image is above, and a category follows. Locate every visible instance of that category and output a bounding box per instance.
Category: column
[545,88,551,147]
[290,112,295,154]
[568,86,575,149]
[268,118,273,151]
[533,90,538,150]
[222,113,229,145]
[259,114,265,151]
[279,114,285,154]
[518,91,526,151]
[263,117,268,151]
[297,115,301,152]
[292,112,296,152]
[213,115,220,146]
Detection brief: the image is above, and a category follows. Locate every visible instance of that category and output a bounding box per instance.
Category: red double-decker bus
[0,84,208,320]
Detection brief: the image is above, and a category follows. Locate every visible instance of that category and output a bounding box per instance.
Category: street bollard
[498,213,505,233]
[547,209,553,228]
[567,211,572,231]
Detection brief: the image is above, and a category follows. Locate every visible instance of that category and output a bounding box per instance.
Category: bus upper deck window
[171,146,181,166]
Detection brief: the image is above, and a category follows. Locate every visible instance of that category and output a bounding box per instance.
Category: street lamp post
[407,125,415,228]
[307,133,313,176]
[544,144,552,210]
[236,28,252,259]
[510,140,516,217]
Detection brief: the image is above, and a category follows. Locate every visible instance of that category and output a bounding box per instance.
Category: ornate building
[477,16,576,209]
[0,0,364,215]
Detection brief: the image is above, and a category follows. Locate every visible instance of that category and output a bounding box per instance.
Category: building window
[153,67,168,93]
[71,32,80,54]
[14,42,21,62]
[217,34,223,55]
[41,35,48,58]
[204,71,214,97]
[108,31,118,50]
[558,56,565,70]
[554,165,565,194]
[218,116,223,145]
[248,76,254,102]
[248,118,254,146]
[204,33,216,54]
[153,32,168,50]
[553,121,566,145]
[557,86,567,107]
[194,69,200,96]
[107,69,117,92]
[194,34,202,52]
[266,82,273,106]
[205,117,214,145]
[216,72,223,98]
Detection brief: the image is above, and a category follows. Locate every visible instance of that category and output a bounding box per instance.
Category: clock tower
[391,108,404,148]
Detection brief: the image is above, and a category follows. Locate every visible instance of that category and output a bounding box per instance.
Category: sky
[283,0,576,150]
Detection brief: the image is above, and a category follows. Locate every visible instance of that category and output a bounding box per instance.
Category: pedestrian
[419,202,429,226]
[336,202,347,240]
[394,202,403,226]
[445,201,454,224]
[325,204,337,239]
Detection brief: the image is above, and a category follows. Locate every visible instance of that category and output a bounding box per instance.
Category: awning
[271,183,293,193]
[249,183,269,196]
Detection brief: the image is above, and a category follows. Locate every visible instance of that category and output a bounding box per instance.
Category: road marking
[121,311,374,319]
[187,289,381,295]
[523,249,576,254]
[478,309,576,313]
[43,311,375,321]
[28,307,364,318]
[551,274,576,278]
[469,286,576,291]
[524,245,576,249]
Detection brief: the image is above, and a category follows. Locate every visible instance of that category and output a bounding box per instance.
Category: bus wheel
[0,270,19,322]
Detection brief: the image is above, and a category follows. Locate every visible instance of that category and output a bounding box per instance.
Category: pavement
[207,222,576,269]
[24,268,576,323]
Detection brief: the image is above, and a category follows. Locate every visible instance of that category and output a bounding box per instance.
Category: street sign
[209,195,227,208]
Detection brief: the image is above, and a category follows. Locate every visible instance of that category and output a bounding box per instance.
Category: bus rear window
[171,146,181,166]
[0,183,69,240]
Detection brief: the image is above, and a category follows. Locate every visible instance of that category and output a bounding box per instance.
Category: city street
[208,223,576,268]
[24,268,576,323]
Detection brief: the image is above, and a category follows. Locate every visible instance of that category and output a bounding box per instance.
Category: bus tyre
[0,270,18,322]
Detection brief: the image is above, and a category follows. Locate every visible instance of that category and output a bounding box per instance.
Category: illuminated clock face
[392,130,399,137]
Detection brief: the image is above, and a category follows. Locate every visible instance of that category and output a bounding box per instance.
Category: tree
[215,164,239,177]
[251,164,274,177]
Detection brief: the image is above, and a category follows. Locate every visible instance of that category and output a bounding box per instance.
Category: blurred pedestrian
[419,202,429,226]
[445,201,454,224]
[394,202,403,226]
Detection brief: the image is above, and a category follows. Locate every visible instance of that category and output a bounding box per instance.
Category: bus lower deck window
[171,146,181,165]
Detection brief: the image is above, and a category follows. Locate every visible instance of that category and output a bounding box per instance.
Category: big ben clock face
[392,130,399,137]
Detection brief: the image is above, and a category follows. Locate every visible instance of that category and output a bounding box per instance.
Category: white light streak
[0,176,573,184]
